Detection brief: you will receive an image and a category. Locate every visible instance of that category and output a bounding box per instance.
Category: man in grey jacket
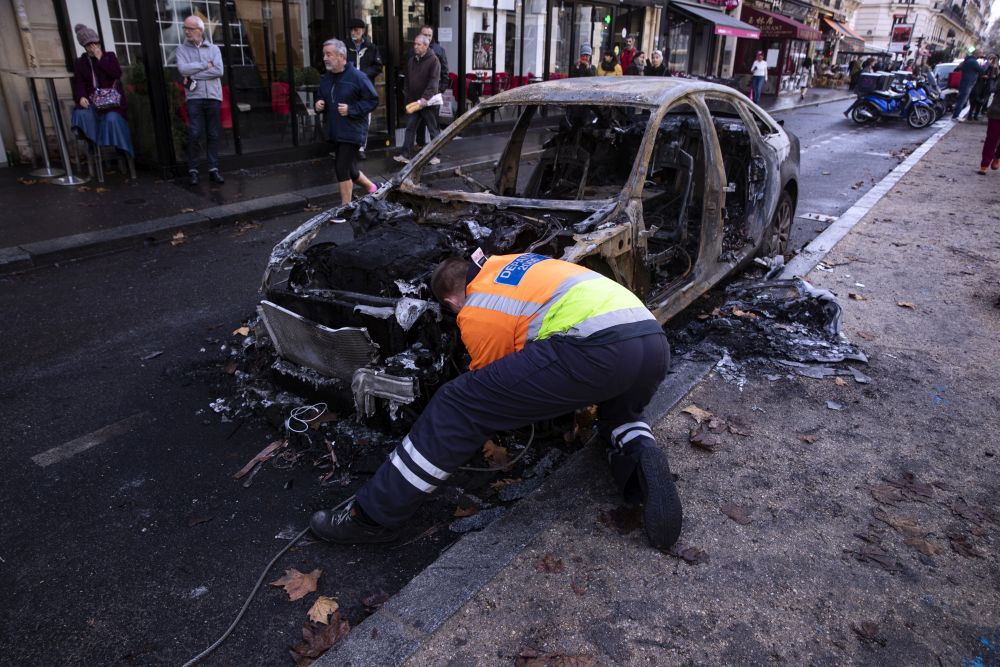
[176,15,224,185]
[395,34,441,164]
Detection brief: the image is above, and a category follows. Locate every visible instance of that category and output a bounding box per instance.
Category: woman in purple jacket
[70,24,134,158]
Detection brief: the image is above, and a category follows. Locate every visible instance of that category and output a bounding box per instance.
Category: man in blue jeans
[952,50,985,121]
[176,15,224,185]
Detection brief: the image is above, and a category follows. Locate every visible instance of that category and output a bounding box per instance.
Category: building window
[107,0,143,65]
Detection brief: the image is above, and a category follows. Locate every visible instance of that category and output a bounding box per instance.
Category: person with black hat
[346,18,383,159]
[70,23,135,162]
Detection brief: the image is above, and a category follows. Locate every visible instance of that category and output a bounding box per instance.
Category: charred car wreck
[254,78,800,427]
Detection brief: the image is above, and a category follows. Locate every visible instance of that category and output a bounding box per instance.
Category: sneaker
[310,501,402,544]
[636,447,683,550]
[393,154,410,164]
[429,156,441,165]
[188,170,199,186]
[208,169,224,184]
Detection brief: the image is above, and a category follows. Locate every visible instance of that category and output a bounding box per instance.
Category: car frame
[255,77,799,420]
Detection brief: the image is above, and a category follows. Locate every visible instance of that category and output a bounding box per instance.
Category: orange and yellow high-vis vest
[457,253,658,370]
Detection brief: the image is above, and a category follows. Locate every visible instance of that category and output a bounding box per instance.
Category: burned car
[255,78,799,425]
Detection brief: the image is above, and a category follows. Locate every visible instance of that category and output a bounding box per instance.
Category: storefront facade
[735,4,821,96]
[665,0,758,77]
[0,0,670,173]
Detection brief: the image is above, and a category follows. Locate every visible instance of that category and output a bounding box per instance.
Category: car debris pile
[671,266,870,386]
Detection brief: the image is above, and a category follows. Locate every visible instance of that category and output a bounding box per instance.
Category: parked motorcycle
[848,77,936,129]
[915,75,947,122]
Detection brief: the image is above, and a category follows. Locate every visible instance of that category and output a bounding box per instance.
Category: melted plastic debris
[395,297,441,332]
[353,304,395,319]
[209,398,230,414]
[464,219,493,240]
[394,279,422,297]
[714,351,747,391]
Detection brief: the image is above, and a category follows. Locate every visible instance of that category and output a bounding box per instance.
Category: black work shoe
[636,447,683,550]
[310,501,402,544]
[209,169,224,184]
[188,170,199,186]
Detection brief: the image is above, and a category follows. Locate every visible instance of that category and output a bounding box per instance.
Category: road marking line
[781,121,955,279]
[31,413,147,467]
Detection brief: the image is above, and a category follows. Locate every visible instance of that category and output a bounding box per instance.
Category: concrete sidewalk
[0,86,853,275]
[316,122,1000,665]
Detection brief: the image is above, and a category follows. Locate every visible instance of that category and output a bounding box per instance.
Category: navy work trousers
[356,332,670,527]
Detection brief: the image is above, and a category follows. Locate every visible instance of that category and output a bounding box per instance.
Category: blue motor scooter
[847,75,936,129]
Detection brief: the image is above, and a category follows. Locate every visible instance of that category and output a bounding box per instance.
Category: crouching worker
[311,253,683,549]
[315,39,379,205]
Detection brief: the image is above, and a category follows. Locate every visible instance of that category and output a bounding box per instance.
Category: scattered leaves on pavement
[17,177,37,185]
[77,185,90,192]
[870,483,904,506]
[681,404,713,424]
[453,495,481,518]
[307,596,339,624]
[947,533,980,558]
[857,330,877,341]
[720,503,752,525]
[170,231,188,246]
[599,505,643,535]
[727,416,752,436]
[848,292,866,301]
[851,621,886,646]
[799,434,819,444]
[361,590,390,613]
[689,425,722,451]
[883,472,935,501]
[534,553,565,574]
[95,186,108,193]
[482,439,510,466]
[903,536,941,556]
[289,614,350,666]
[872,507,922,538]
[233,221,261,236]
[896,301,916,310]
[834,377,848,387]
[667,543,710,565]
[847,544,902,572]
[270,568,322,602]
[949,498,991,525]
[515,647,602,667]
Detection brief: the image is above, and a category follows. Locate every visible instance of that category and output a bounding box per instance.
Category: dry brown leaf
[903,536,941,556]
[707,417,727,432]
[857,330,877,341]
[689,427,722,451]
[667,543,710,564]
[720,503,752,525]
[731,307,757,319]
[180,207,195,213]
[515,649,602,667]
[848,292,866,301]
[534,553,565,574]
[95,186,108,193]
[834,377,848,387]
[490,477,520,490]
[851,622,885,645]
[270,568,322,602]
[77,185,91,192]
[870,483,904,505]
[897,301,916,310]
[727,416,752,436]
[681,404,713,424]
[170,231,188,246]
[362,590,390,613]
[947,533,980,558]
[453,505,479,518]
[307,596,339,624]
[799,434,819,444]
[872,507,922,538]
[232,326,250,336]
[289,615,351,665]
[482,439,509,466]
[17,177,37,185]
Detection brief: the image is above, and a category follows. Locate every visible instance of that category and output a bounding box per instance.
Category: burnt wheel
[760,189,793,257]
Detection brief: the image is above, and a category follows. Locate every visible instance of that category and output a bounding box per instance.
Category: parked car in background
[254,78,801,424]
[933,60,965,88]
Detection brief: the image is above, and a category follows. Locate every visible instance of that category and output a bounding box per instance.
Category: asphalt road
[0,99,942,665]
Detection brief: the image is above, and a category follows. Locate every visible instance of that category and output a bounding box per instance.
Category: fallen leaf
[834,377,847,387]
[361,590,390,613]
[17,177,37,185]
[870,483,904,505]
[95,186,108,193]
[903,536,941,556]
[77,185,91,192]
[707,417,727,432]
[490,477,520,490]
[873,507,922,538]
[689,426,722,451]
[727,416,751,436]
[482,439,510,466]
[731,307,757,319]
[848,544,902,572]
[799,434,819,444]
[307,596,339,624]
[170,231,188,246]
[681,404,713,424]
[848,292,866,301]
[570,577,588,596]
[534,553,565,574]
[232,326,250,336]
[180,207,195,213]
[949,498,989,524]
[453,505,479,518]
[667,543,709,564]
[896,301,916,310]
[599,505,643,535]
[857,331,877,341]
[720,503,752,525]
[947,533,980,558]
[289,615,351,665]
[851,622,885,645]
[270,568,322,602]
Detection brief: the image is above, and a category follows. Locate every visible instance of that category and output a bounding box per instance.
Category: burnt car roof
[476,77,742,108]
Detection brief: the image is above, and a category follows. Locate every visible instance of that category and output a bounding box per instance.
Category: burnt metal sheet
[258,300,379,381]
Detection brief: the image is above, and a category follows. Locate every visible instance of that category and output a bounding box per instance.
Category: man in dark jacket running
[395,34,442,164]
[315,39,379,205]
[345,18,383,158]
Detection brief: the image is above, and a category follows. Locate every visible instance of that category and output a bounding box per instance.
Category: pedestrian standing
[798,52,813,100]
[345,18,383,160]
[969,55,998,121]
[176,15,224,185]
[413,25,450,152]
[645,50,668,76]
[70,23,134,160]
[597,50,623,76]
[315,39,379,205]
[952,50,986,120]
[569,44,596,77]
[395,34,442,164]
[976,86,1000,175]
[848,58,861,91]
[750,51,768,103]
[310,253,683,551]
[619,36,637,74]
[627,52,647,76]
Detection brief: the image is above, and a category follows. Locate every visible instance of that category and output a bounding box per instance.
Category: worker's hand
[337,103,348,116]
[315,99,325,112]
[79,97,90,109]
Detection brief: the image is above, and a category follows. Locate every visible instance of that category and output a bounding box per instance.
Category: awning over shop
[672,1,761,39]
[822,17,864,51]
[740,5,823,41]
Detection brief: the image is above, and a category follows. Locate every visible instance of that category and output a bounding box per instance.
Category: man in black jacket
[346,18,383,158]
[395,34,442,164]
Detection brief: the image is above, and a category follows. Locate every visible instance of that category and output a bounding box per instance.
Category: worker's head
[414,34,430,57]
[183,15,205,44]
[431,257,471,313]
[322,39,347,73]
[348,18,365,42]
